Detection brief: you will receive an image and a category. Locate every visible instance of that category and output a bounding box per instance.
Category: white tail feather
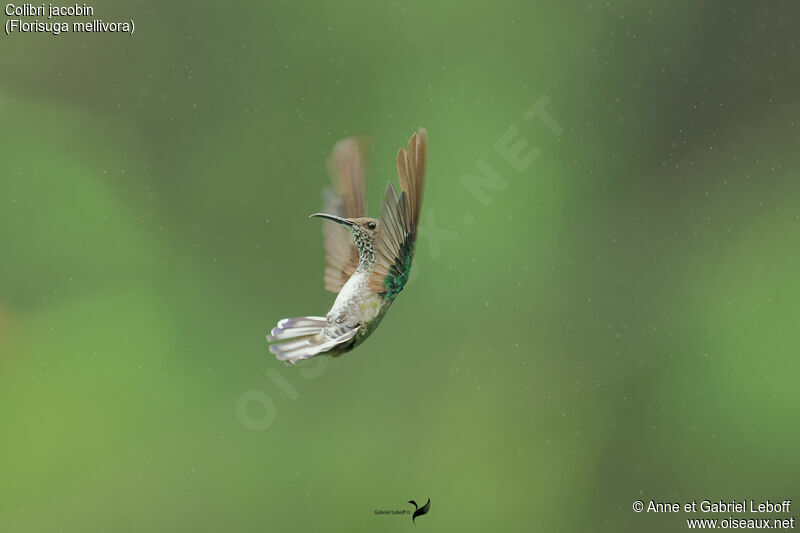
[267,316,358,364]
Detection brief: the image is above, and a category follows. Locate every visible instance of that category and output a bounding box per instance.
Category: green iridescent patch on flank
[383,245,414,301]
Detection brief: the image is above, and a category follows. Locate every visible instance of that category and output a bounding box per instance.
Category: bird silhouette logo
[407,498,431,524]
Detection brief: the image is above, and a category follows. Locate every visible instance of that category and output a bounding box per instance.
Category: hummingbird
[408,498,431,524]
[267,128,427,364]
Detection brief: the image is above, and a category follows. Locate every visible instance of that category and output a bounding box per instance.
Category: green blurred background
[1,1,799,531]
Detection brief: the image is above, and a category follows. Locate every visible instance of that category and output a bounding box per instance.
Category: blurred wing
[368,128,427,299]
[322,137,370,293]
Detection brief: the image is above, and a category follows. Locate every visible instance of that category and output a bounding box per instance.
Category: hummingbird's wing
[321,137,370,293]
[368,128,426,298]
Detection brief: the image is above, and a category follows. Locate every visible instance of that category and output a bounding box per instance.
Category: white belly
[328,271,383,327]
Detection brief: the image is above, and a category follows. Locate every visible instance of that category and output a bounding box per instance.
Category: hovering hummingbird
[267,128,427,364]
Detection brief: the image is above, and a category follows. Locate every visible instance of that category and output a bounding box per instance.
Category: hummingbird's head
[309,213,380,254]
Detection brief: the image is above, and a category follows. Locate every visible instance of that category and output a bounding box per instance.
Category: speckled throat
[348,227,376,271]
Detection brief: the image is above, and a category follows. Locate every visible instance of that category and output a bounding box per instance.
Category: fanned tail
[267,316,358,365]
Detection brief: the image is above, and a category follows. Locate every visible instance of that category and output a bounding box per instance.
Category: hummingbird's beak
[309,213,355,226]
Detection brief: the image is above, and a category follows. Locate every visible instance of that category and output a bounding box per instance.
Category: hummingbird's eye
[366,222,376,230]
